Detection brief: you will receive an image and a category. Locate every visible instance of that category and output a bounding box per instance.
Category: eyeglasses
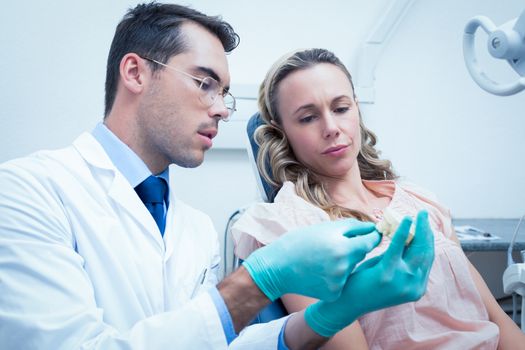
[143,57,236,121]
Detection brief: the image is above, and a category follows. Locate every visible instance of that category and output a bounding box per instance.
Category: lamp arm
[463,10,525,96]
[513,8,525,37]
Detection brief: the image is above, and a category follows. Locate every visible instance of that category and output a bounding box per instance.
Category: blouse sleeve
[231,182,330,260]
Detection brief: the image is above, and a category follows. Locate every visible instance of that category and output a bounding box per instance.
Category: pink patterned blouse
[232,180,499,349]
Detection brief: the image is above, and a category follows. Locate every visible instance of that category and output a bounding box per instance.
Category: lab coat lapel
[163,186,179,261]
[72,133,164,247]
[107,173,164,246]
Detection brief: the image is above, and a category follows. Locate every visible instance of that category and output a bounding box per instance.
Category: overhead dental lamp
[463,8,525,96]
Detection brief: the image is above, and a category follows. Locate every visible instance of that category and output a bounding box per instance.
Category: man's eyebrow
[195,66,230,93]
[194,66,230,91]
[195,66,219,81]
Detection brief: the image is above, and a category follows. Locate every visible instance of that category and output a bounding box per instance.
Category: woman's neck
[322,166,388,215]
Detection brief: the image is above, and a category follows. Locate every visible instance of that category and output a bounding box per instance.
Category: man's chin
[172,153,205,169]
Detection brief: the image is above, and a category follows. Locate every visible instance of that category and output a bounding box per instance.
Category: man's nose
[209,95,230,121]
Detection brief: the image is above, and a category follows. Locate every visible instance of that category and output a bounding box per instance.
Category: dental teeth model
[375,208,415,245]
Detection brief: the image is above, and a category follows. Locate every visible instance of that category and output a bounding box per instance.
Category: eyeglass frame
[141,56,236,121]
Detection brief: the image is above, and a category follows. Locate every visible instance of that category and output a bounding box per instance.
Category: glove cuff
[242,258,280,301]
[304,303,342,338]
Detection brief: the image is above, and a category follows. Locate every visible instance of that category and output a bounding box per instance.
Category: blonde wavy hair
[256,48,397,221]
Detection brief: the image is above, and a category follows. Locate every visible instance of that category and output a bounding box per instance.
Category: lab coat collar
[72,133,165,249]
[73,132,116,171]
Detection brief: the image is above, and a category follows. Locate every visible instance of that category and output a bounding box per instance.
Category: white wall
[365,0,525,218]
[1,1,524,260]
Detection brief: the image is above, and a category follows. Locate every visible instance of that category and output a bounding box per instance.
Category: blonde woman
[232,48,524,349]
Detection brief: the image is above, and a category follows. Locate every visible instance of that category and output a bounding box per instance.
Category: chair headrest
[246,112,278,202]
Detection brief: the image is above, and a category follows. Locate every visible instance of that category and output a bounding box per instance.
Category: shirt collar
[91,122,170,188]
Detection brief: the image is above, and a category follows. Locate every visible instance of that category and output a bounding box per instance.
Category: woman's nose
[322,114,340,139]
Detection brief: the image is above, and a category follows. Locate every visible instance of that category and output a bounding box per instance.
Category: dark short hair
[104,2,240,117]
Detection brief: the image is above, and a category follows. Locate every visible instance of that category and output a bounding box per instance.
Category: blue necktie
[135,176,167,235]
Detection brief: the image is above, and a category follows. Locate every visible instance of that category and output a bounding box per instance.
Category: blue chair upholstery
[250,298,288,324]
[245,112,289,323]
[246,112,278,202]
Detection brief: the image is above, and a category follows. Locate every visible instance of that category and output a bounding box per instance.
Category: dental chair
[246,111,287,323]
[224,112,287,324]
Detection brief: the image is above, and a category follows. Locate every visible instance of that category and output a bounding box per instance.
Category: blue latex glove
[243,219,380,302]
[305,210,435,337]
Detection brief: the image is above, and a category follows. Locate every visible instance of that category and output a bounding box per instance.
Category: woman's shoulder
[274,181,319,209]
[240,181,329,228]
[231,181,329,248]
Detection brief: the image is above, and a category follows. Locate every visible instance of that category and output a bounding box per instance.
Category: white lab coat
[0,133,287,349]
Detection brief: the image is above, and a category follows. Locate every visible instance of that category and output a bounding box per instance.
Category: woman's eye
[334,107,350,114]
[299,115,316,123]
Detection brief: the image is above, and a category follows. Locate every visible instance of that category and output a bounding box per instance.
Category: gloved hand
[242,219,380,302]
[304,210,435,337]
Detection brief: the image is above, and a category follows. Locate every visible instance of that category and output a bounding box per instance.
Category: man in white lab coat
[0,3,435,349]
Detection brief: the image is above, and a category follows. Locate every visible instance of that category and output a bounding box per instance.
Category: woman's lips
[322,144,349,155]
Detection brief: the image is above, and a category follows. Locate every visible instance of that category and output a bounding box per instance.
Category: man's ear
[119,53,149,94]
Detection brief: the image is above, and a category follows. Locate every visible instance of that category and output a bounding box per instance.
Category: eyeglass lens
[198,77,235,118]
